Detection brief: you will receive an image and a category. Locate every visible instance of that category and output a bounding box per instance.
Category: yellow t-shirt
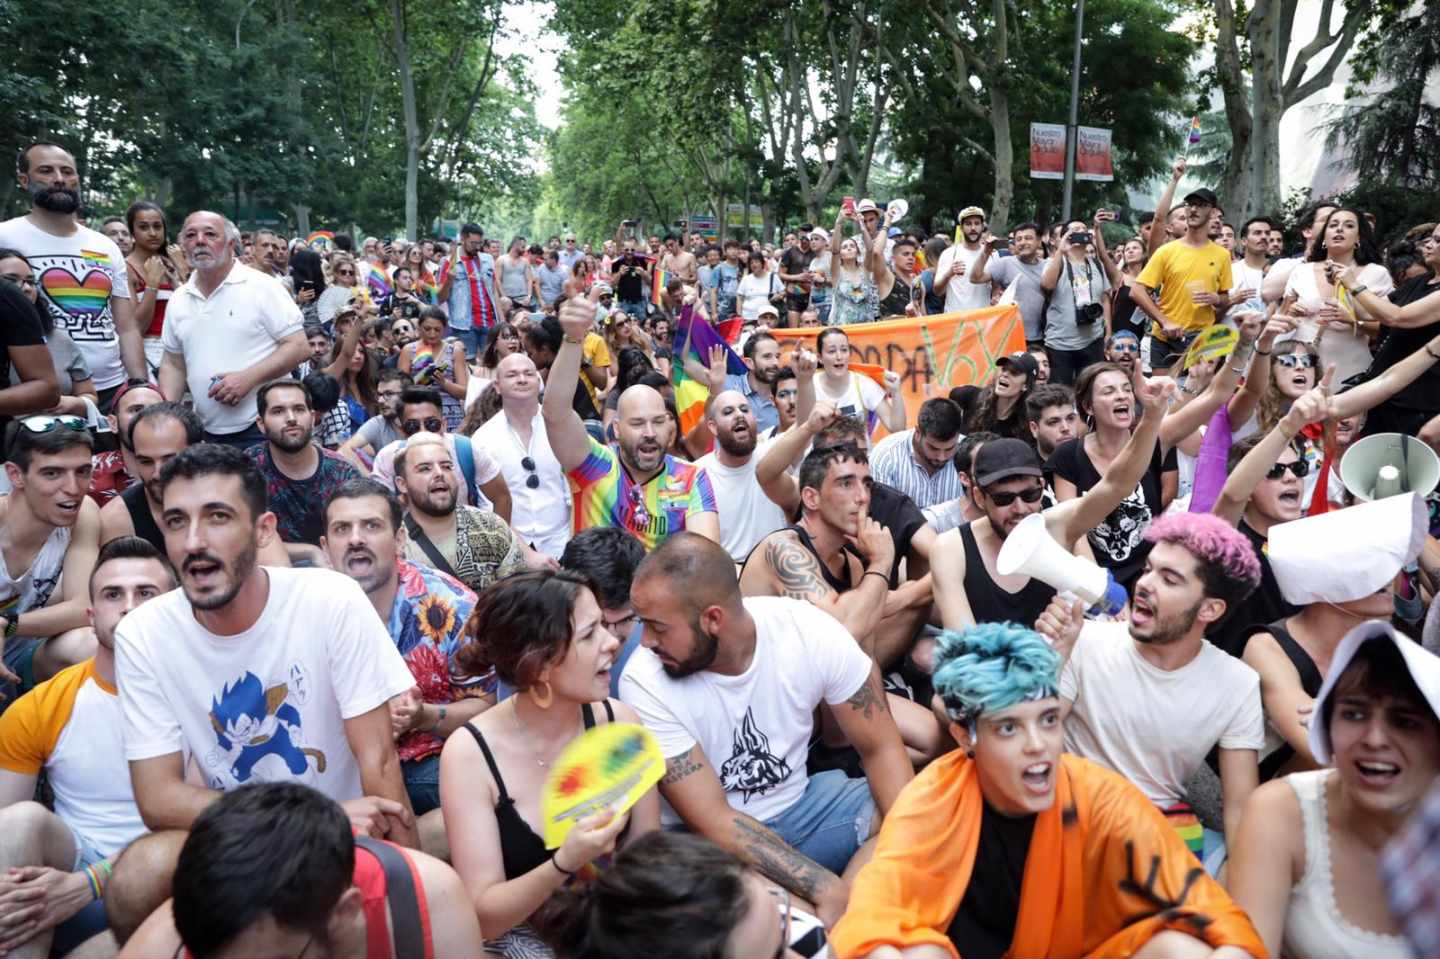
[581,332,613,410]
[1135,240,1234,339]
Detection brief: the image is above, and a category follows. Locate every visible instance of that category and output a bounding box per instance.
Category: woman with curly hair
[440,571,659,957]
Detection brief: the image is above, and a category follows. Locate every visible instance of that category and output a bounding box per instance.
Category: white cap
[809,227,830,243]
[1308,620,1440,764]
[1268,493,1426,604]
[757,302,779,318]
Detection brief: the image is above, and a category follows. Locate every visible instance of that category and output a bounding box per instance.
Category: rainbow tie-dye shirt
[568,438,717,551]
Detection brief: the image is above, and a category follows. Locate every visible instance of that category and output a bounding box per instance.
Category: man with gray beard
[0,143,146,401]
[694,389,788,562]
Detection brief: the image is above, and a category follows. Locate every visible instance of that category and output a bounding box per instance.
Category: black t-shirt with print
[1045,438,1177,586]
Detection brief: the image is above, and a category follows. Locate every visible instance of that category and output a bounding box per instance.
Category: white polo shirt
[473,408,571,558]
[162,262,304,435]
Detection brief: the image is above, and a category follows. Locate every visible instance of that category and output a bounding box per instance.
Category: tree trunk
[391,0,420,241]
[292,204,312,238]
[1213,0,1254,218]
[988,84,1014,230]
[1248,0,1284,217]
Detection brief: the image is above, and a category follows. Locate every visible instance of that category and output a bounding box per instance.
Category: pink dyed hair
[1145,512,1262,593]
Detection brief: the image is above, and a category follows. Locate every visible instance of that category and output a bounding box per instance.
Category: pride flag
[417,270,439,304]
[652,269,670,305]
[670,304,748,434]
[1187,116,1202,145]
[366,261,392,299]
[849,362,889,388]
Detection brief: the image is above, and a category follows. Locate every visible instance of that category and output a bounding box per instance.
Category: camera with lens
[1075,302,1104,325]
[1068,231,1092,246]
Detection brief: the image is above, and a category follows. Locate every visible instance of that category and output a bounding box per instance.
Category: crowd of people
[0,140,1439,959]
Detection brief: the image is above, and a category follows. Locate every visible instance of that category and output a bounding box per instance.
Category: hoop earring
[966,748,975,759]
[530,681,553,710]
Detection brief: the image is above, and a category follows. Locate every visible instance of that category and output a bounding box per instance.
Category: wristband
[551,850,576,876]
[1254,348,1271,356]
[863,569,889,585]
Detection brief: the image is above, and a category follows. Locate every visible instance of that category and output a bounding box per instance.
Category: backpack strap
[454,436,479,503]
[354,836,430,959]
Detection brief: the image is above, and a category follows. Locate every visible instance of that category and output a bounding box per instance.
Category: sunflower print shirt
[386,559,480,762]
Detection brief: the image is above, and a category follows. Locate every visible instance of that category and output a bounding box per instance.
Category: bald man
[158,211,310,447]
[622,532,912,927]
[472,352,572,557]
[544,291,718,550]
[693,388,787,562]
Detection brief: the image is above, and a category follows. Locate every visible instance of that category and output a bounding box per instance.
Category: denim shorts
[70,826,107,871]
[448,326,482,359]
[402,755,442,816]
[763,769,875,875]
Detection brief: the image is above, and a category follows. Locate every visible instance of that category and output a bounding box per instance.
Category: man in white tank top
[0,416,103,706]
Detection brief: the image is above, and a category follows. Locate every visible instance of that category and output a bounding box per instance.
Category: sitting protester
[829,621,1266,959]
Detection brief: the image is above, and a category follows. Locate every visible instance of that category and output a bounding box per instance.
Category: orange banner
[774,306,1025,427]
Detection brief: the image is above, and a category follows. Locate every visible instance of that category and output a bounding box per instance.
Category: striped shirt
[868,428,963,509]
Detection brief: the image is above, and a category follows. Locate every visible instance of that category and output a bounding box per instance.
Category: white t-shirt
[813,372,885,434]
[1060,620,1263,807]
[693,451,789,562]
[1229,260,1267,318]
[933,243,991,312]
[115,567,415,800]
[737,270,778,321]
[161,262,304,435]
[0,216,131,389]
[620,597,872,823]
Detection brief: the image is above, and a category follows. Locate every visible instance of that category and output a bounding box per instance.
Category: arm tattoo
[732,815,836,902]
[844,668,890,720]
[765,536,832,603]
[662,747,703,786]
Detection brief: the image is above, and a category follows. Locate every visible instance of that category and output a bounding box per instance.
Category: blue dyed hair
[932,622,1062,732]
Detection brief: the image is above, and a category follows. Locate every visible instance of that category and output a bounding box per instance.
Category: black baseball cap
[1182,188,1219,208]
[996,351,1039,382]
[973,438,1044,487]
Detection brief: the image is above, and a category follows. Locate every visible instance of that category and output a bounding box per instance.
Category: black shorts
[784,293,810,314]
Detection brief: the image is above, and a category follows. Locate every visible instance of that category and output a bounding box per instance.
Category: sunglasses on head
[984,484,1044,507]
[1265,459,1310,480]
[19,414,88,435]
[1275,352,1316,370]
[402,417,444,435]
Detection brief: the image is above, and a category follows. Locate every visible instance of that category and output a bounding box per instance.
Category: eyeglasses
[1275,352,1316,370]
[1265,460,1310,480]
[602,611,638,634]
[521,455,540,489]
[984,484,1044,507]
[402,417,444,435]
[765,885,792,959]
[19,414,88,434]
[335,268,356,277]
[378,389,403,401]
[1109,342,1139,354]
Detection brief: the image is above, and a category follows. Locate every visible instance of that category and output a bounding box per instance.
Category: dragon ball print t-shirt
[620,596,873,823]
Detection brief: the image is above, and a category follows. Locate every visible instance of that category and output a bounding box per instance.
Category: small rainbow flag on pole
[1183,116,1202,156]
[366,262,392,299]
[670,304,748,435]
[651,269,670,306]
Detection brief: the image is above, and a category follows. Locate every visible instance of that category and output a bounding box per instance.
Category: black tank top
[959,522,1056,627]
[1246,620,1323,782]
[877,275,914,319]
[741,524,860,593]
[121,483,166,553]
[464,700,614,881]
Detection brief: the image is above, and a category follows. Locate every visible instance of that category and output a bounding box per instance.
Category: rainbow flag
[417,269,439,304]
[1187,116,1202,145]
[651,269,670,305]
[307,230,335,252]
[670,304,748,435]
[366,261,392,299]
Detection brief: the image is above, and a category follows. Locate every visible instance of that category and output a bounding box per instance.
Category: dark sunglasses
[1109,341,1139,354]
[1265,460,1310,480]
[1275,352,1316,370]
[985,484,1044,507]
[402,417,444,435]
[521,456,540,489]
[20,414,88,434]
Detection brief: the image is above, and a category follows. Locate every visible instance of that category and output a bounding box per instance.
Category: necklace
[510,696,580,769]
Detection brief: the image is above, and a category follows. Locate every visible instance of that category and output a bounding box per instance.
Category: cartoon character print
[205,666,326,788]
[1088,485,1152,564]
[719,708,791,801]
[29,252,118,344]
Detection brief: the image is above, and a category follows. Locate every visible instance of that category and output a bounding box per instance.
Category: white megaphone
[1340,432,1440,502]
[997,513,1128,615]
